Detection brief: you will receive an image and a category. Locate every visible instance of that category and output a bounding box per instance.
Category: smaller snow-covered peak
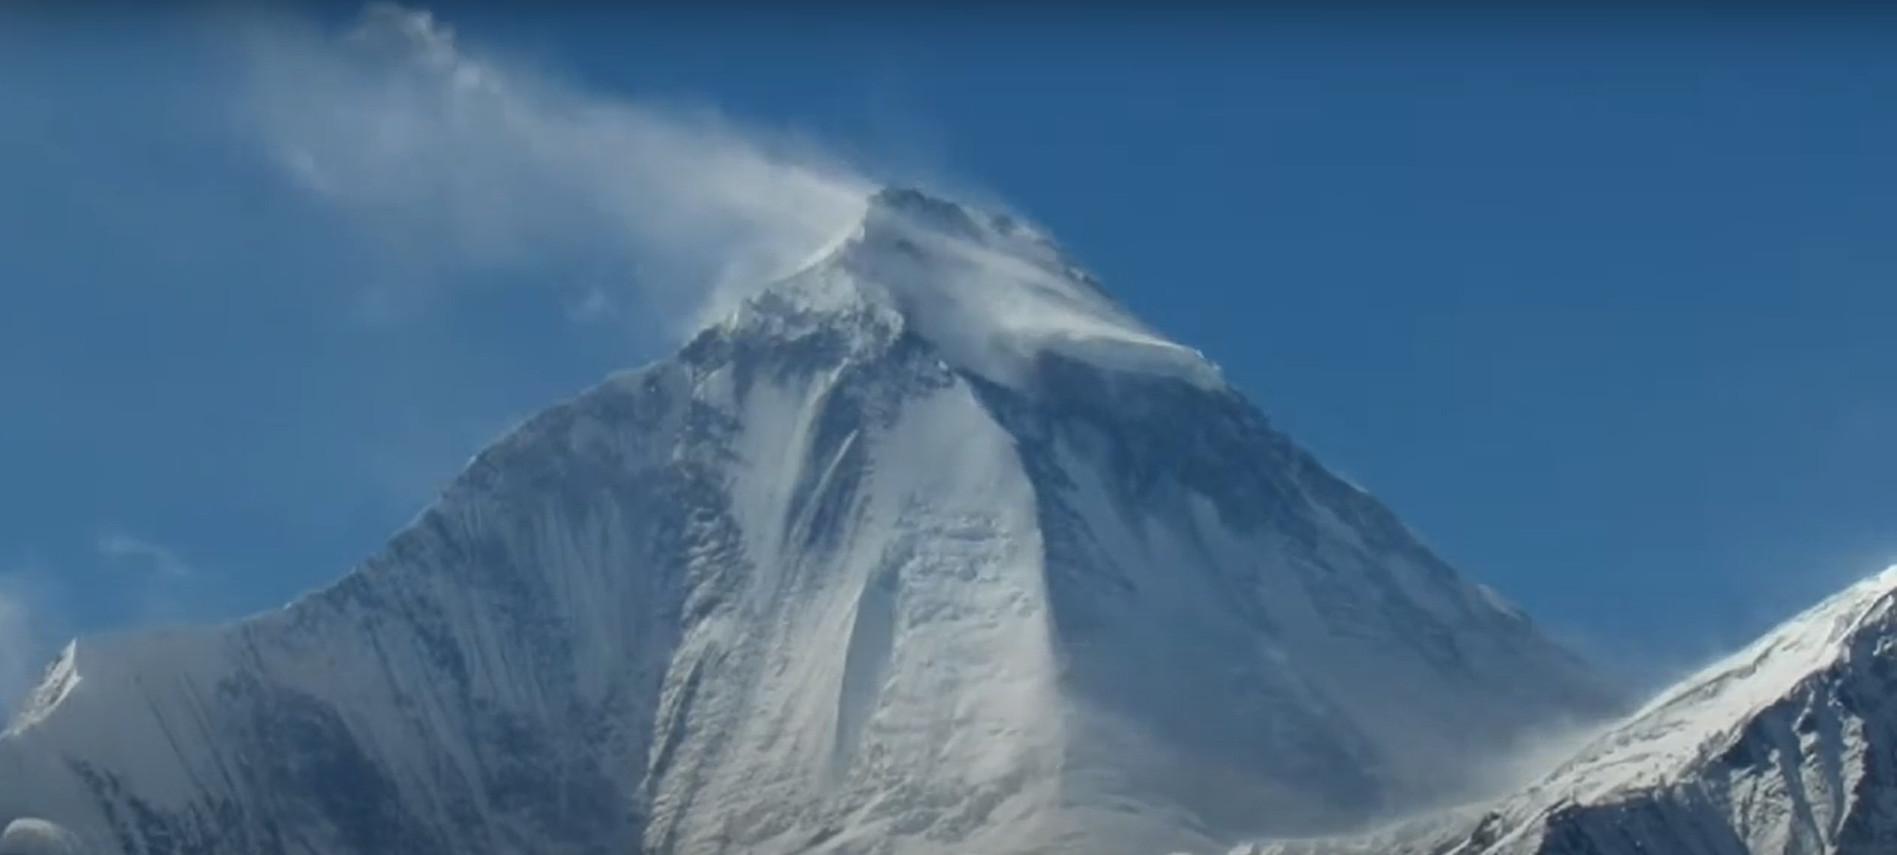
[725,186,1224,391]
[1529,564,1897,802]
[1644,564,1897,706]
[1227,565,1897,855]
[4,643,78,736]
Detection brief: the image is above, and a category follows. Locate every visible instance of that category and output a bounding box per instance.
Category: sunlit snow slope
[0,188,1615,855]
[1241,565,1897,855]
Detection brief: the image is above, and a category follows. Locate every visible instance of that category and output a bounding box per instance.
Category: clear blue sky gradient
[2,4,1894,687]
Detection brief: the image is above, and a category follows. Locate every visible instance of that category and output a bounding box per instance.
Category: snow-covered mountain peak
[1448,564,1897,853]
[1644,564,1897,718]
[858,186,1068,270]
[0,183,1619,855]
[720,186,1224,391]
[1528,565,1897,804]
[1243,565,1897,855]
[2,643,78,736]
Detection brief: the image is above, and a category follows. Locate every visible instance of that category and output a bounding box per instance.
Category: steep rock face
[1240,566,1897,855]
[0,189,1613,855]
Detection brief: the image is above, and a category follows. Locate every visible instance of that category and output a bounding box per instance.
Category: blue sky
[2,3,1894,704]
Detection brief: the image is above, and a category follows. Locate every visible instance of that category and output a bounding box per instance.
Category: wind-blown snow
[1536,565,1897,804]
[738,187,1225,391]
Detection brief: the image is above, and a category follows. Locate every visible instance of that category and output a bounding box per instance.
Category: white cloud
[238,3,873,335]
[566,284,619,324]
[95,530,195,579]
[92,530,211,630]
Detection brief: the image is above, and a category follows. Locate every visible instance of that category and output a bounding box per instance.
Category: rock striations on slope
[1240,565,1897,855]
[0,187,1616,855]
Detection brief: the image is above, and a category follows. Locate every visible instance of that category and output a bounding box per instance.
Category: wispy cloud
[239,3,873,334]
[565,284,620,325]
[95,530,196,580]
[92,529,210,630]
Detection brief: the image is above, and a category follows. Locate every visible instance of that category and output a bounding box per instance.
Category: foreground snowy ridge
[1237,564,1897,855]
[0,188,1614,855]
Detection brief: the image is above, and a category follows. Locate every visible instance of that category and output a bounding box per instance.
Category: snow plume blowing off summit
[240,4,1210,381]
[243,3,874,331]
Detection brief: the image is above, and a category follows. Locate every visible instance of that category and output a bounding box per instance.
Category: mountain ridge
[1237,564,1897,855]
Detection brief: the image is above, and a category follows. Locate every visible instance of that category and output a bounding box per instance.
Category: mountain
[1237,565,1897,855]
[0,187,1615,855]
